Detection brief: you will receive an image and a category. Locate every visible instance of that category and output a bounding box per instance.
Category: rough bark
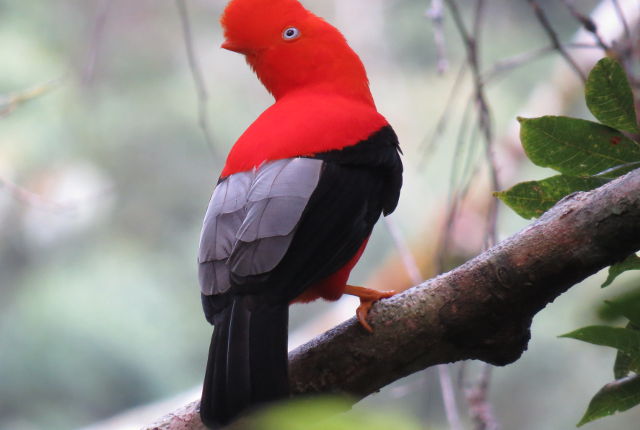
[144,168,640,430]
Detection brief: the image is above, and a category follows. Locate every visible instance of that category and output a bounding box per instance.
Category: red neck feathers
[220,0,384,176]
[220,92,387,177]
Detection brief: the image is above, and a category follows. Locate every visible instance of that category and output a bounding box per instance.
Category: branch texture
[145,169,640,430]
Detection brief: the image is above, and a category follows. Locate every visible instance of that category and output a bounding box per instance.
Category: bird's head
[220,0,374,105]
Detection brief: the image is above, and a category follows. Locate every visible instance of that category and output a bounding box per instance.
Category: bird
[197,0,403,427]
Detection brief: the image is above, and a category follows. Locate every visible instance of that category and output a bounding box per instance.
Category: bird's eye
[282,27,301,41]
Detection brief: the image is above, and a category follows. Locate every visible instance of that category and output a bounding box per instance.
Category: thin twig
[527,0,587,83]
[611,0,631,41]
[426,0,449,74]
[482,46,554,83]
[383,218,423,285]
[445,0,499,247]
[438,103,483,273]
[176,0,216,158]
[437,95,475,272]
[482,42,604,84]
[0,77,65,118]
[464,364,498,430]
[0,175,77,213]
[471,0,484,39]
[442,2,501,428]
[456,107,482,198]
[594,161,640,178]
[83,0,113,85]
[438,364,465,430]
[384,217,463,430]
[419,63,467,164]
[565,42,606,49]
[560,0,609,52]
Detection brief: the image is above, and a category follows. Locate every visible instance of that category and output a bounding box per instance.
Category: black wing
[227,125,403,302]
[198,125,402,427]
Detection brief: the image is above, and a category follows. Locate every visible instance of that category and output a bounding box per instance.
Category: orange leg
[343,285,396,333]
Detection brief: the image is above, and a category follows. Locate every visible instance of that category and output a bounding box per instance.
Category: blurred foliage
[2,1,640,430]
[497,57,640,425]
[562,305,640,426]
[496,58,640,219]
[585,58,640,134]
[233,397,424,430]
[494,174,607,219]
[598,288,640,322]
[603,254,640,288]
[577,374,640,427]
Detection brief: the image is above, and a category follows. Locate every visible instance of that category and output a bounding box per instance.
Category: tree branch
[144,168,640,430]
[175,0,217,158]
[527,0,587,83]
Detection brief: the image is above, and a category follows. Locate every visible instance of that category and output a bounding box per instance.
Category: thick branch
[145,169,640,430]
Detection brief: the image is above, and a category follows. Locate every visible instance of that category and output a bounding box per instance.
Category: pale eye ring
[282,27,301,41]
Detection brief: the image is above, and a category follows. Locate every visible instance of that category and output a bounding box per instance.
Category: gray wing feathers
[199,172,253,261]
[198,260,229,296]
[248,158,323,200]
[236,197,309,241]
[198,158,323,296]
[229,234,294,276]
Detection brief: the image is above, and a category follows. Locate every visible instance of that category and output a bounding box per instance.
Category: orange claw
[344,285,396,333]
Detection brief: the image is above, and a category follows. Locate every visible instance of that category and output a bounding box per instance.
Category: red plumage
[221,92,388,177]
[197,0,402,427]
[221,0,374,104]
[293,238,369,303]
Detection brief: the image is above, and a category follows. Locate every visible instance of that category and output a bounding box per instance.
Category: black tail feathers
[200,296,289,429]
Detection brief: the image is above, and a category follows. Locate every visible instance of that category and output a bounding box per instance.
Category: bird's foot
[344,285,396,333]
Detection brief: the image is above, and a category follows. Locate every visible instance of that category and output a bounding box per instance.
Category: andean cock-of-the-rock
[196,0,403,427]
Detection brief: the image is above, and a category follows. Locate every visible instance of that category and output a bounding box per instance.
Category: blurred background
[2,0,640,429]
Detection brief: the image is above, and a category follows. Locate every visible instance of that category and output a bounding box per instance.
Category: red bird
[197,0,402,427]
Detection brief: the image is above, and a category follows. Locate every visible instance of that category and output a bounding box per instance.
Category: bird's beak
[221,39,245,54]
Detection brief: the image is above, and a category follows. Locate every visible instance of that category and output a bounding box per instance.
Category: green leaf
[614,351,636,379]
[614,323,640,379]
[247,397,422,430]
[494,174,608,219]
[577,375,640,426]
[597,288,640,322]
[602,254,640,287]
[586,58,640,134]
[560,326,640,359]
[605,300,640,326]
[518,116,640,177]
[614,322,640,379]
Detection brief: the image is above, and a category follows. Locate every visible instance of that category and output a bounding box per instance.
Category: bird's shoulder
[221,91,389,177]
